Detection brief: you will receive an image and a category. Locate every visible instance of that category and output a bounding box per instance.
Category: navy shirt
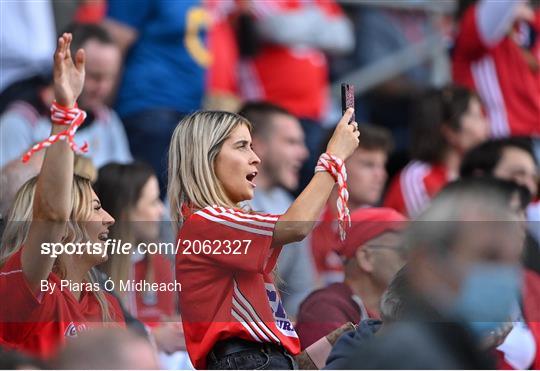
[108,0,208,117]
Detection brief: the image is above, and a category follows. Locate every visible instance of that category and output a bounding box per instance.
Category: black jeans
[207,338,296,370]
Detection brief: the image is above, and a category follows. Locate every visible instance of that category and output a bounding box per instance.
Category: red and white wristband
[315,152,351,241]
[21,101,89,163]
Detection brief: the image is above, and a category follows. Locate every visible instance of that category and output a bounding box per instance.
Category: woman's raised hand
[53,33,85,108]
[325,108,360,161]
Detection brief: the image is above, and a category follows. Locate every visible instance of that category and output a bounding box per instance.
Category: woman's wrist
[325,149,345,162]
[54,98,76,109]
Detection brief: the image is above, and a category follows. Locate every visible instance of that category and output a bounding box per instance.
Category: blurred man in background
[460,137,540,272]
[296,207,407,349]
[104,0,208,195]
[311,124,394,285]
[239,102,315,318]
[0,23,131,169]
[326,178,525,369]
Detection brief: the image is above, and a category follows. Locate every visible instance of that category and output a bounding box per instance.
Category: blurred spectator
[325,266,409,367]
[0,0,55,114]
[295,208,407,349]
[0,346,44,370]
[384,85,488,217]
[460,137,538,200]
[0,153,43,223]
[95,163,168,319]
[459,137,540,273]
[311,124,394,284]
[103,0,209,195]
[0,154,94,236]
[94,162,191,365]
[52,328,159,369]
[0,23,132,168]
[452,0,540,137]
[326,178,525,369]
[239,102,316,317]
[208,0,354,190]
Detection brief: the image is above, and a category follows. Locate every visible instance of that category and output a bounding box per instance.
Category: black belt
[209,338,285,359]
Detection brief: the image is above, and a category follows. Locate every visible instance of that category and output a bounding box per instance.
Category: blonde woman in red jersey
[168,107,359,368]
[0,34,124,357]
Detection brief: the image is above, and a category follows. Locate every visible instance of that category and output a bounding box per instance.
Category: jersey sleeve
[454,5,489,61]
[179,206,281,274]
[382,175,408,217]
[206,18,239,95]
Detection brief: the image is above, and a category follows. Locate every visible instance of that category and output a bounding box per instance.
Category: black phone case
[341,83,355,124]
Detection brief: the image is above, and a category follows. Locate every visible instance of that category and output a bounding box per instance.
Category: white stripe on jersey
[471,57,510,138]
[232,297,271,342]
[207,207,276,228]
[233,280,281,343]
[238,60,264,101]
[231,308,264,343]
[401,162,430,218]
[215,207,279,222]
[0,269,22,276]
[196,210,274,236]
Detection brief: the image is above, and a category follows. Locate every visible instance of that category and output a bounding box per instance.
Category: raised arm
[476,0,531,47]
[272,109,359,247]
[23,34,86,292]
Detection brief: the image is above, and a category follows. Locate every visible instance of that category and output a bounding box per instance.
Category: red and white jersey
[207,0,346,120]
[383,161,449,218]
[0,249,125,358]
[176,206,300,369]
[127,254,176,325]
[452,5,540,138]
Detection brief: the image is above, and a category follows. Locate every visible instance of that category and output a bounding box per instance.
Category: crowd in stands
[0,0,539,369]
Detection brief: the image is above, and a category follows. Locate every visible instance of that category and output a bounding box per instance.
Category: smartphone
[341,83,355,124]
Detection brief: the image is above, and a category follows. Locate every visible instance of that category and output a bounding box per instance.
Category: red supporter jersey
[176,206,300,369]
[452,6,540,137]
[523,269,540,370]
[383,161,449,218]
[207,0,344,120]
[130,254,176,324]
[0,249,125,358]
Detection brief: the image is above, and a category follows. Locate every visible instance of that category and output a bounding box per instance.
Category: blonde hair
[0,175,112,321]
[167,111,252,225]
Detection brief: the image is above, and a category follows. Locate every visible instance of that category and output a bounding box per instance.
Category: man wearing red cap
[295,208,407,349]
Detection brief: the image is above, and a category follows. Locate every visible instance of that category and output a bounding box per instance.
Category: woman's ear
[355,248,374,273]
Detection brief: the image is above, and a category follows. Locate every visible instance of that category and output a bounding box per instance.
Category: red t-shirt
[207,0,344,120]
[452,5,540,138]
[0,249,125,358]
[523,269,540,370]
[129,254,176,324]
[176,206,300,369]
[383,161,449,218]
